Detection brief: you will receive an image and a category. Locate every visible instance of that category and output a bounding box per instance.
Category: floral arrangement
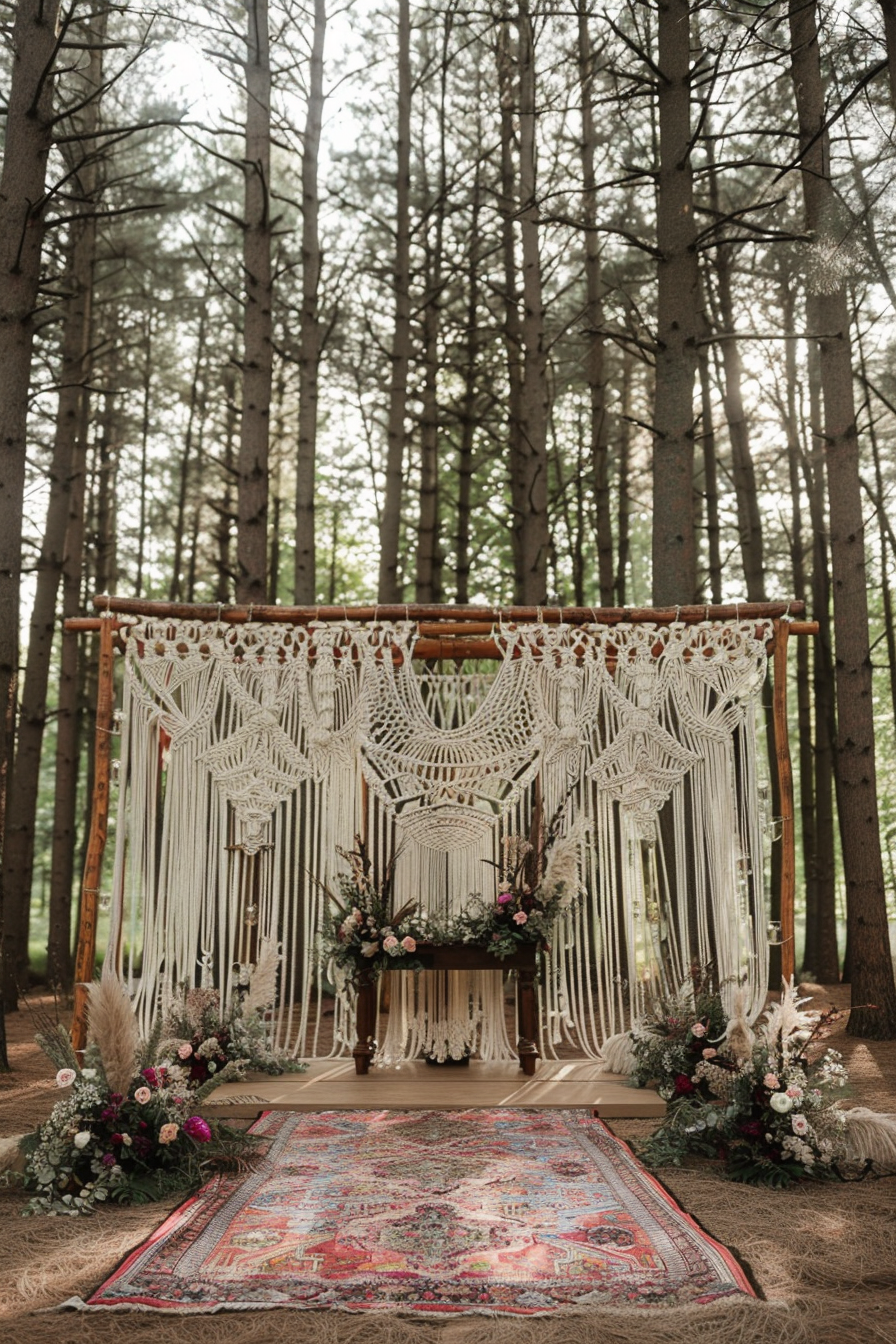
[458,807,582,960]
[20,948,300,1215]
[323,812,582,975]
[629,977,856,1187]
[325,839,422,977]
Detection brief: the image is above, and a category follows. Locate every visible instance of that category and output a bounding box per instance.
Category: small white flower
[73,1131,93,1150]
[792,1114,810,1136]
[80,1069,97,1081]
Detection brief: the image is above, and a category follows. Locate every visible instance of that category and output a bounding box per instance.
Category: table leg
[353,970,376,1075]
[517,965,539,1076]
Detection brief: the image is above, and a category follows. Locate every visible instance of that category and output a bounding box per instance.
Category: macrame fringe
[107,618,775,1065]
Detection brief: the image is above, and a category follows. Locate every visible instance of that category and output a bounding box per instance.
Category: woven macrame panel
[106,618,774,1061]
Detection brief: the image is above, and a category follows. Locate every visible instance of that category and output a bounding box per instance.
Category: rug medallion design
[84,1109,754,1314]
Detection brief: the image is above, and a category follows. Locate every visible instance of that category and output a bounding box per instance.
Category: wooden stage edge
[202,1059,666,1119]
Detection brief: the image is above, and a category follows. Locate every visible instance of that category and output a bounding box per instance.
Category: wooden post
[772,619,796,984]
[71,616,115,1053]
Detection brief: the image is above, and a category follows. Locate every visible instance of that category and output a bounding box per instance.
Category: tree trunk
[294,0,327,603]
[495,10,526,599]
[778,277,817,977]
[0,0,64,1015]
[804,323,840,983]
[214,365,238,604]
[236,0,273,603]
[135,307,154,598]
[454,158,482,606]
[576,0,613,604]
[377,0,412,603]
[697,331,722,603]
[706,158,765,601]
[47,374,94,992]
[789,0,896,1035]
[652,0,699,605]
[511,0,550,604]
[171,299,208,601]
[415,12,450,604]
[615,350,633,604]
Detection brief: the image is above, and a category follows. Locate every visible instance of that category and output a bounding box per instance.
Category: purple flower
[183,1115,212,1144]
[497,892,514,906]
[101,1153,117,1167]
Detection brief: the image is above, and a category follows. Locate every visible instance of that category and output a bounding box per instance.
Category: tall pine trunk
[652,0,699,604]
[577,1,613,604]
[511,0,550,604]
[294,0,326,603]
[789,0,896,1035]
[0,0,64,1023]
[377,0,412,603]
[236,0,273,603]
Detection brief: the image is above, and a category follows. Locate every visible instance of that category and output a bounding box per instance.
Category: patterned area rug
[82,1109,755,1315]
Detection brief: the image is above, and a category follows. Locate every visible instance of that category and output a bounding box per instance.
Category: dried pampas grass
[841,1106,896,1170]
[598,1032,638,1076]
[86,971,140,1095]
[242,938,281,1017]
[725,988,756,1063]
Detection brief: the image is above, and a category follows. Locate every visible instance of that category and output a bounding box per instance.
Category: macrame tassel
[598,1032,638,1076]
[841,1108,896,1169]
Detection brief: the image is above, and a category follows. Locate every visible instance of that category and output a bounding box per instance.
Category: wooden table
[352,941,540,1076]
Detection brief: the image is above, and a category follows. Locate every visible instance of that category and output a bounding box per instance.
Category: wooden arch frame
[67,596,817,1051]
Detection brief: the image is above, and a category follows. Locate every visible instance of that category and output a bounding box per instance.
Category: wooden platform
[202,1059,665,1118]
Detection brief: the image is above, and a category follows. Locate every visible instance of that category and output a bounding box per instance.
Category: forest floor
[1,984,895,1344]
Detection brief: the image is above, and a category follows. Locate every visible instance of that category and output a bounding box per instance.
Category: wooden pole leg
[353,969,377,1074]
[517,966,540,1076]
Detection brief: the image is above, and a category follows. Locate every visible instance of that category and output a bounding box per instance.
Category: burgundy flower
[101,1153,117,1167]
[673,1074,695,1096]
[183,1115,212,1144]
[738,1119,764,1138]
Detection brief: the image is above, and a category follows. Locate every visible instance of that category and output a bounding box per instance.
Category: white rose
[769,1091,793,1114]
[80,1069,97,1080]
[73,1131,93,1150]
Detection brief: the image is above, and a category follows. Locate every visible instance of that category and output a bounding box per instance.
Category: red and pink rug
[80,1108,754,1315]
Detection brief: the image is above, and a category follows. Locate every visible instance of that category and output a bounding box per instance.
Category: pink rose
[158,1123,179,1145]
[400,936,416,952]
[690,1023,706,1038]
[383,935,399,950]
[134,1086,152,1104]
[702,1047,717,1060]
[497,892,514,906]
[177,1043,193,1060]
[55,1068,77,1088]
[763,1073,780,1089]
[513,911,528,925]
[786,1086,803,1099]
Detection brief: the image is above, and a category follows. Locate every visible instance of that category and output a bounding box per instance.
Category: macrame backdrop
[105,617,775,1062]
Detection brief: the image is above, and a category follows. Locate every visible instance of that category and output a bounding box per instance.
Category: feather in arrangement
[86,971,140,1096]
[242,939,281,1017]
[757,978,814,1061]
[842,1107,896,1170]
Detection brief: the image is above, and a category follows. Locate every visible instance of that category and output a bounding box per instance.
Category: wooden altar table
[352,941,539,1076]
